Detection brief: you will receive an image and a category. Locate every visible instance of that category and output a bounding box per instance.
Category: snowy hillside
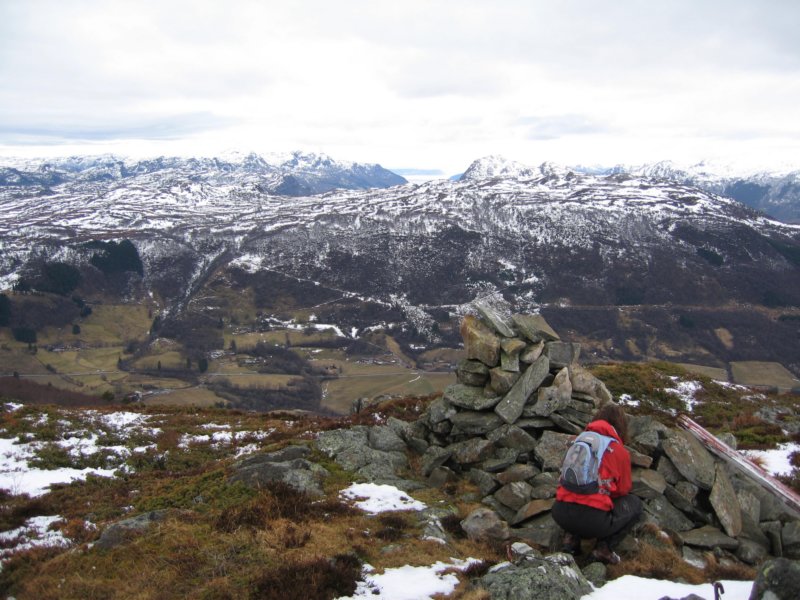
[589,160,800,224]
[1,153,799,369]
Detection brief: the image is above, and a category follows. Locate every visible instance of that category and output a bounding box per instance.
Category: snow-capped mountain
[587,160,800,224]
[1,153,799,368]
[459,155,539,181]
[0,151,407,196]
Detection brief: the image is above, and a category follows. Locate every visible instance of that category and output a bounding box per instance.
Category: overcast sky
[1,0,798,175]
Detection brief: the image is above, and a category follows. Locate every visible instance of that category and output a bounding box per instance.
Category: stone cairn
[406,304,800,565]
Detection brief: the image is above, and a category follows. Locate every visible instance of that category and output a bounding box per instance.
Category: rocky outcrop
[403,309,799,567]
[228,445,329,496]
[315,420,424,491]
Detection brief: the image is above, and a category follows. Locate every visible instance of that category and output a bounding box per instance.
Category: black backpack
[559,430,616,495]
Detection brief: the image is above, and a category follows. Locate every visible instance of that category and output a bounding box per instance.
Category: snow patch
[339,483,427,514]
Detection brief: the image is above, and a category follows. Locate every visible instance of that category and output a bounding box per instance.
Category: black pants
[552,495,643,549]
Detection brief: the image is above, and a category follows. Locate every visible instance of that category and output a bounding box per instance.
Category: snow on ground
[178,428,274,450]
[617,393,639,407]
[0,515,72,560]
[744,442,800,477]
[665,377,703,411]
[339,483,427,514]
[581,575,753,600]
[0,437,117,497]
[336,558,480,600]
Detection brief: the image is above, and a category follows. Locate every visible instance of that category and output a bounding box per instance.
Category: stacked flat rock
[410,307,800,565]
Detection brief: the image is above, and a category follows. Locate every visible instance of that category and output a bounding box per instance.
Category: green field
[731,361,800,391]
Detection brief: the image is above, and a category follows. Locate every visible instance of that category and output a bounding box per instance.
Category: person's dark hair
[593,403,629,444]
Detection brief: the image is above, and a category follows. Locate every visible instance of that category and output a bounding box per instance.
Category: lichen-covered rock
[487,424,538,453]
[495,355,550,424]
[662,429,716,490]
[426,398,456,427]
[444,383,501,411]
[229,450,330,497]
[422,445,453,477]
[500,349,521,373]
[368,425,408,453]
[479,553,591,600]
[749,558,800,600]
[448,438,495,464]
[461,315,501,366]
[316,427,369,457]
[456,359,490,386]
[490,367,522,395]
[534,430,573,471]
[450,410,504,436]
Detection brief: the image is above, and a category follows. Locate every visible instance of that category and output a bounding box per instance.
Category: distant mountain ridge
[1,152,799,371]
[0,151,407,196]
[573,159,800,224]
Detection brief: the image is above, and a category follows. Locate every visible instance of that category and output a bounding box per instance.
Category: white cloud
[1,0,799,175]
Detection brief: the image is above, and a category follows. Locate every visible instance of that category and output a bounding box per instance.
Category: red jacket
[555,419,632,511]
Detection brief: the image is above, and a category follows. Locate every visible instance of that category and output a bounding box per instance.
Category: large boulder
[748,558,800,600]
[229,447,329,496]
[479,553,591,600]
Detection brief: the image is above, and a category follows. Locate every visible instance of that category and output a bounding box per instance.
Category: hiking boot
[562,533,582,556]
[590,542,620,565]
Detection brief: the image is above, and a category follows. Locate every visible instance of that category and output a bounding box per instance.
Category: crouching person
[552,403,643,564]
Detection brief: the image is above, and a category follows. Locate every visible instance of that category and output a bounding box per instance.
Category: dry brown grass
[609,540,705,584]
